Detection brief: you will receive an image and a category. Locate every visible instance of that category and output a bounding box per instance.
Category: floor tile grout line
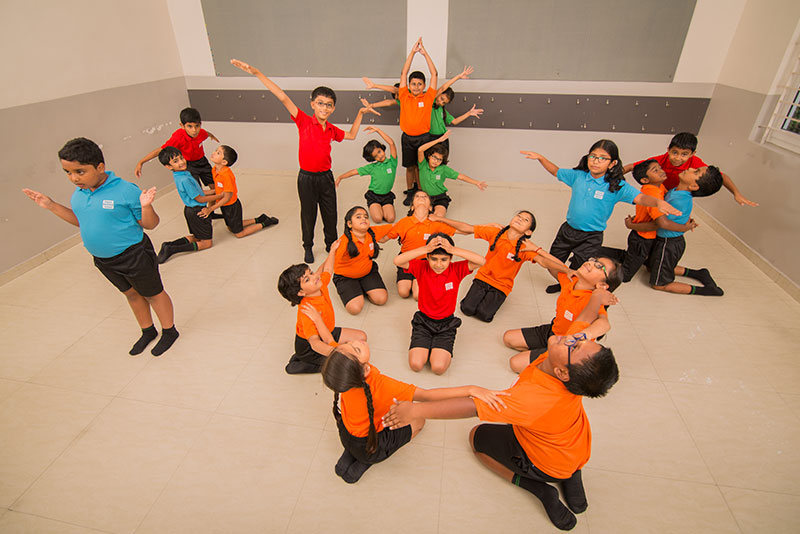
[283,423,328,534]
[0,509,115,533]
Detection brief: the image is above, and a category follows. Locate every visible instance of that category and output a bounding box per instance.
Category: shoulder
[557,168,582,182]
[474,225,498,241]
[690,155,706,167]
[292,108,309,124]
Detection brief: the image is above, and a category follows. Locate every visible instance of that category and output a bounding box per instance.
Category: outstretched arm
[450,105,483,126]
[520,150,559,177]
[134,147,163,179]
[335,169,359,188]
[633,193,681,217]
[521,241,570,273]
[230,59,298,118]
[399,38,421,89]
[22,189,79,226]
[456,173,488,191]
[364,126,397,159]
[205,130,220,143]
[654,215,698,233]
[418,131,451,162]
[436,65,473,96]
[362,77,399,94]
[414,384,508,412]
[383,397,477,429]
[417,39,438,90]
[343,99,381,141]
[427,213,474,234]
[721,171,758,207]
[319,238,340,275]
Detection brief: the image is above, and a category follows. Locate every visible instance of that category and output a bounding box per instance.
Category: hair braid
[344,225,359,258]
[489,225,510,251]
[367,227,380,259]
[362,380,378,454]
[332,391,341,421]
[513,234,530,262]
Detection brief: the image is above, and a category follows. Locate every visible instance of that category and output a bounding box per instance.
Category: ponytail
[489,226,510,252]
[362,380,378,454]
[321,349,377,454]
[344,224,359,258]
[512,234,531,262]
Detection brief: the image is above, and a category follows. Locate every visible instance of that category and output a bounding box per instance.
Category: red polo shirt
[292,109,345,172]
[633,152,707,190]
[162,128,209,162]
[407,258,471,319]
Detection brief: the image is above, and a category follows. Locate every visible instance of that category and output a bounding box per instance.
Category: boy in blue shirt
[23,138,179,356]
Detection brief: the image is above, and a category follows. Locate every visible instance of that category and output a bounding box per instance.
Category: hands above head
[459,65,474,79]
[230,59,259,75]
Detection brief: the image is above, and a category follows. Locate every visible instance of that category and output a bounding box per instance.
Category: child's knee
[345,299,364,315]
[357,329,367,342]
[430,355,451,375]
[509,353,527,374]
[502,329,518,349]
[369,291,388,306]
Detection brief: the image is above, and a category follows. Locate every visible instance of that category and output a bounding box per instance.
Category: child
[417,131,488,216]
[321,339,507,483]
[23,137,179,356]
[504,256,622,373]
[231,58,377,264]
[393,234,486,375]
[385,191,458,299]
[335,126,398,223]
[649,166,725,296]
[382,290,620,531]
[277,240,367,374]
[430,211,569,322]
[521,139,680,293]
[332,206,393,315]
[624,132,757,207]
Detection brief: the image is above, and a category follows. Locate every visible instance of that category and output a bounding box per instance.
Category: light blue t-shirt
[70,171,144,258]
[173,170,205,208]
[557,168,640,232]
[657,189,692,238]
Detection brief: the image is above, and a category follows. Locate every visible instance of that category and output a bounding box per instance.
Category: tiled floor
[1,170,798,533]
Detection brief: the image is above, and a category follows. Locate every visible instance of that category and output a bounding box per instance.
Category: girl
[521,139,680,293]
[322,339,507,483]
[430,211,569,322]
[429,88,483,150]
[335,126,398,223]
[332,206,393,315]
[418,130,487,216]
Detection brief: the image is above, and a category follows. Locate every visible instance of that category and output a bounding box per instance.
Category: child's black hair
[311,86,337,105]
[362,140,386,162]
[408,71,426,85]
[668,132,698,152]
[564,346,619,398]
[426,232,454,257]
[220,145,238,167]
[158,146,182,166]
[603,258,623,292]
[574,139,625,193]
[424,143,449,166]
[180,107,202,124]
[632,159,658,185]
[692,165,723,197]
[433,88,455,125]
[489,210,536,262]
[322,348,378,455]
[58,138,104,166]
[343,207,379,260]
[277,263,309,306]
[407,190,433,217]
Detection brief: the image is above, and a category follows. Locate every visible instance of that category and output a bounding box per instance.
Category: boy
[277,239,367,374]
[154,147,226,263]
[503,256,622,373]
[624,132,757,207]
[383,289,620,531]
[393,233,486,375]
[649,166,725,296]
[230,58,377,264]
[22,137,179,356]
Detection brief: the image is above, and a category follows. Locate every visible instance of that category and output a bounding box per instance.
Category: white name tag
[423,233,430,240]
[387,168,392,174]
[418,101,425,108]
[436,175,441,180]
[564,310,573,321]
[216,182,223,188]
[593,190,605,200]
[445,282,454,290]
[506,252,515,260]
[369,243,374,250]
[102,200,114,210]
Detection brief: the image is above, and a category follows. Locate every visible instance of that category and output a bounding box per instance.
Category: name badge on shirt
[369,243,374,250]
[423,233,430,240]
[418,101,425,108]
[445,282,454,291]
[216,182,223,188]
[506,252,515,260]
[387,168,392,174]
[564,310,574,321]
[593,190,605,200]
[436,175,441,180]
[102,200,114,210]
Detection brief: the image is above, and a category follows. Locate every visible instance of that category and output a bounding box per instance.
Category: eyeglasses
[587,154,611,162]
[587,257,609,283]
[565,333,587,367]
[313,100,334,110]
[429,154,443,163]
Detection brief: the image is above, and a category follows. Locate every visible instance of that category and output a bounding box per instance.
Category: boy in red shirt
[394,233,485,375]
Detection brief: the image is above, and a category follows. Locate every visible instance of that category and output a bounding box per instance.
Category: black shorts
[472,423,565,482]
[364,190,396,207]
[396,265,415,283]
[429,192,451,210]
[520,321,555,352]
[93,234,164,297]
[460,279,507,322]
[186,156,214,187]
[621,230,656,282]
[549,222,603,270]
[336,417,413,465]
[333,262,386,305]
[401,132,432,168]
[286,327,342,374]
[184,205,213,241]
[409,311,462,354]
[220,199,244,234]
[649,235,685,287]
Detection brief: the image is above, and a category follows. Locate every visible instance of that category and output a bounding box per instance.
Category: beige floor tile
[721,486,800,534]
[0,511,110,533]
[781,393,800,420]
[0,378,23,404]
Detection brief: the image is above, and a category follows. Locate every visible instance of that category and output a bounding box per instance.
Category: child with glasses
[521,139,680,294]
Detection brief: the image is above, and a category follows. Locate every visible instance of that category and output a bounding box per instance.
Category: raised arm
[343,99,381,141]
[427,213,474,234]
[205,130,220,143]
[437,238,485,271]
[520,151,559,177]
[394,244,429,270]
[436,65,473,96]
[633,193,681,217]
[334,169,359,188]
[22,189,79,226]
[721,171,758,207]
[364,126,397,159]
[572,288,618,342]
[134,147,162,178]
[621,162,635,175]
[418,131,450,162]
[521,241,570,273]
[417,39,438,90]
[456,172,488,191]
[230,59,298,118]
[450,105,483,126]
[399,38,421,89]
[362,77,399,94]
[319,238,340,275]
[138,187,160,230]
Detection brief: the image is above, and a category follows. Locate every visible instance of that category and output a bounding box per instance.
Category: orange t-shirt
[631,184,665,239]
[386,216,455,256]
[334,225,393,278]
[341,363,417,437]
[295,271,336,342]
[551,272,607,336]
[398,87,437,136]
[212,166,238,206]
[473,225,539,296]
[473,321,592,479]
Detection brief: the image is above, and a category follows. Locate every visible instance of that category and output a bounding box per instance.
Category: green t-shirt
[418,159,459,196]
[357,156,398,194]
[429,106,455,135]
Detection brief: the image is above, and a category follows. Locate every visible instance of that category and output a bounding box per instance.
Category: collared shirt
[357,156,398,195]
[212,166,238,206]
[473,225,539,296]
[162,128,209,162]
[341,364,416,437]
[398,87,436,136]
[429,107,454,135]
[292,109,345,172]
[418,159,459,196]
[173,170,205,208]
[296,272,336,341]
[385,216,456,254]
[657,189,693,238]
[408,258,471,319]
[631,184,666,239]
[557,169,640,232]
[552,272,607,335]
[633,153,707,191]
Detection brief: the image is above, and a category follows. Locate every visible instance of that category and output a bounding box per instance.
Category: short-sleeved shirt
[398,87,437,136]
[162,128,209,162]
[296,271,336,341]
[408,258,472,319]
[418,159,459,196]
[473,321,592,479]
[634,153,707,191]
[212,166,238,206]
[341,363,417,437]
[429,107,455,136]
[385,216,456,254]
[173,170,205,208]
[357,156,398,195]
[631,184,666,239]
[70,171,144,259]
[551,272,607,335]
[292,109,345,172]
[334,225,393,278]
[473,225,539,296]
[557,168,640,232]
[657,189,693,238]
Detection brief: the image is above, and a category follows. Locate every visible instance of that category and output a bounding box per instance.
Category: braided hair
[488,210,536,262]
[343,206,380,260]
[574,139,625,193]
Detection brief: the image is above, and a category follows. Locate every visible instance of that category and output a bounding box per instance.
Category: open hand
[230,59,259,75]
[381,399,414,430]
[591,287,619,307]
[362,76,376,89]
[475,181,488,191]
[734,193,758,207]
[459,65,474,79]
[468,387,509,411]
[300,303,322,322]
[467,105,484,118]
[139,187,156,207]
[520,150,543,160]
[22,188,53,209]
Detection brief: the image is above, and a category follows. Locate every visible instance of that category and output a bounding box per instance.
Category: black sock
[545,283,561,294]
[341,459,371,484]
[129,325,158,355]
[151,326,180,356]
[560,470,588,514]
[335,450,357,478]
[683,267,716,286]
[512,474,576,531]
[173,237,197,253]
[690,285,724,296]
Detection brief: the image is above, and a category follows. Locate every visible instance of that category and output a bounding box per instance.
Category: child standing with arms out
[394,234,485,375]
[23,138,179,356]
[231,59,376,264]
